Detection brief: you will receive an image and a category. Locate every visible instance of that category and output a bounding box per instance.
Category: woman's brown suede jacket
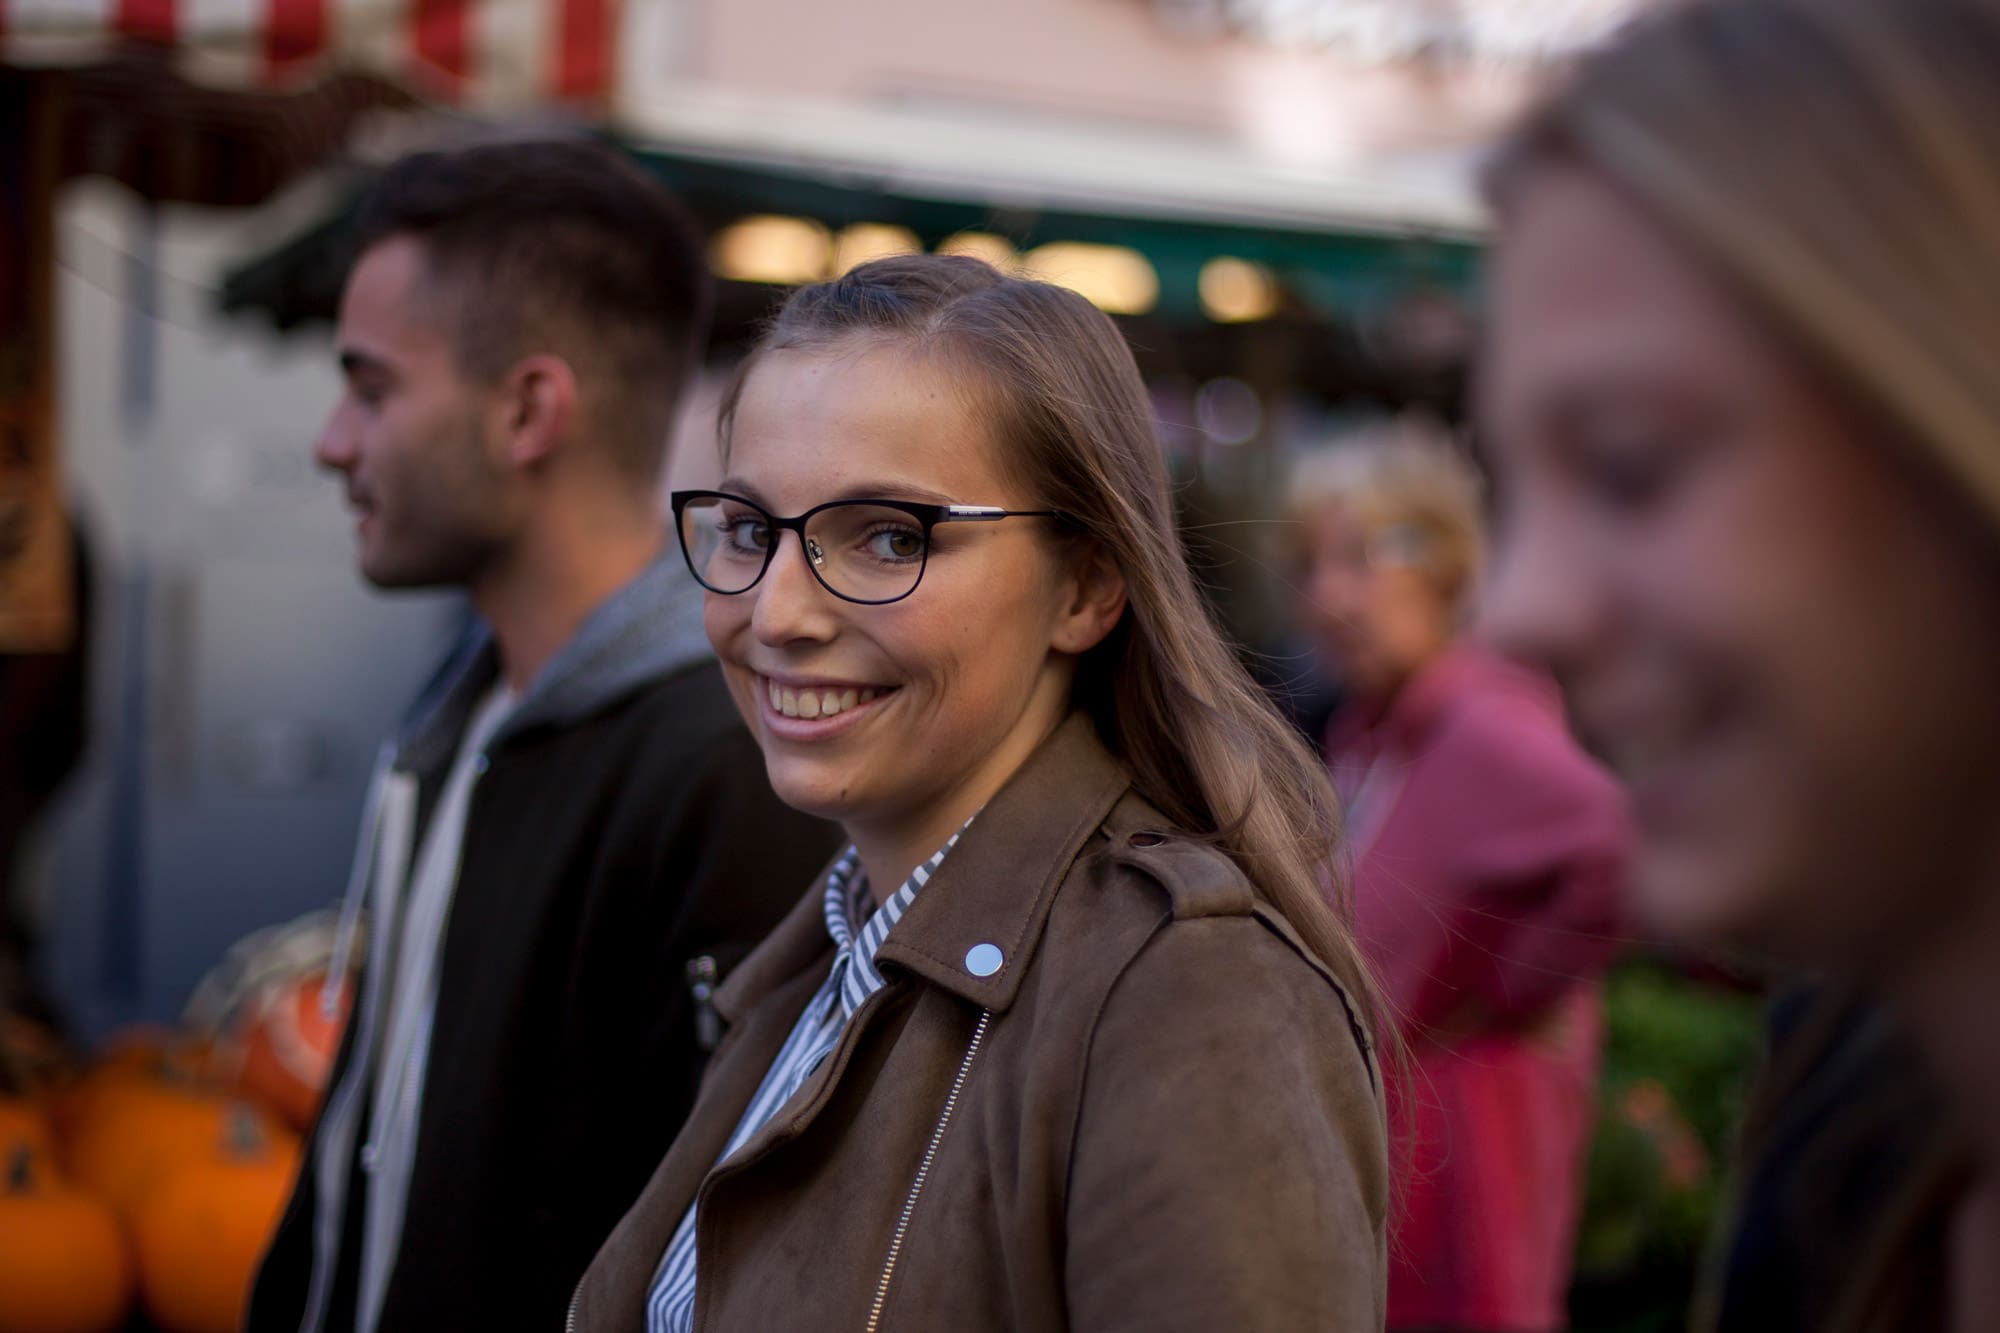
[570,714,1388,1331]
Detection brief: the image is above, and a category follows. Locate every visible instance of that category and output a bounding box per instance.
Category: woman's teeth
[768,681,878,720]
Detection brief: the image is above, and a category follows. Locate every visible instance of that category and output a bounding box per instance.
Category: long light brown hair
[1487,2,2000,1329]
[1488,0,2000,538]
[718,255,1376,1010]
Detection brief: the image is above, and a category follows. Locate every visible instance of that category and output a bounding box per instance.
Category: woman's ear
[1052,541,1128,655]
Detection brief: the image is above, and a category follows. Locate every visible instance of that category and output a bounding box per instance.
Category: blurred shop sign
[1,0,615,107]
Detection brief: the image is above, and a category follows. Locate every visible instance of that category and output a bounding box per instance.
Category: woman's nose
[1474,508,1606,676]
[1300,559,1364,627]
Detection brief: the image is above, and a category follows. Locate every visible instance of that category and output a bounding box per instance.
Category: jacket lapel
[873,714,1131,1013]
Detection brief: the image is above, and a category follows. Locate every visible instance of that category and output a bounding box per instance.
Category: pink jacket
[1326,644,1631,1330]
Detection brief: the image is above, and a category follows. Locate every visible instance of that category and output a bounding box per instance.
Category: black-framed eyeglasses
[670,490,1065,606]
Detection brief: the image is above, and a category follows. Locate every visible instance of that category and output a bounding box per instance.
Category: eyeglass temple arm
[941,506,1061,522]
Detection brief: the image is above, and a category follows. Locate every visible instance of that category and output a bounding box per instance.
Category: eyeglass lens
[678,495,930,602]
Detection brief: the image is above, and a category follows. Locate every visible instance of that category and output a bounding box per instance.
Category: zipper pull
[686,954,723,1052]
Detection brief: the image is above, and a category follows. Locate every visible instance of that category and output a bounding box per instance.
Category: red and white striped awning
[0,0,615,105]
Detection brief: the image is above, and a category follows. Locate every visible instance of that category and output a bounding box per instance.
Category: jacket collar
[874,713,1129,1013]
[711,713,1132,1023]
[392,549,712,781]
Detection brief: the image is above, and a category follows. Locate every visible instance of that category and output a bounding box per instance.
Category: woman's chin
[759,757,866,828]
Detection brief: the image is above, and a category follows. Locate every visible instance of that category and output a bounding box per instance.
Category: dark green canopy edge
[218,134,1481,331]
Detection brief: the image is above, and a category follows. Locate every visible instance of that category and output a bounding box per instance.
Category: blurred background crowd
[2,2,1769,1331]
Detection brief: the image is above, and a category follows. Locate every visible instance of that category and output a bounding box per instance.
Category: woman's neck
[843,673,1075,907]
[1347,644,1453,727]
[848,791,990,909]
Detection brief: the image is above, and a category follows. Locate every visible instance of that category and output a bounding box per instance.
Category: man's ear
[1052,540,1128,656]
[497,355,578,468]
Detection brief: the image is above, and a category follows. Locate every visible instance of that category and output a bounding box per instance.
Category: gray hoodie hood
[392,549,713,784]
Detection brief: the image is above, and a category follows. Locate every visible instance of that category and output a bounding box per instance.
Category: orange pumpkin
[132,1109,301,1333]
[63,1067,290,1219]
[237,971,348,1130]
[54,1032,225,1143]
[92,1025,184,1072]
[0,1143,134,1333]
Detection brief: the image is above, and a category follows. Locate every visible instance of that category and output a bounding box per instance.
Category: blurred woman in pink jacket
[1289,422,1632,1331]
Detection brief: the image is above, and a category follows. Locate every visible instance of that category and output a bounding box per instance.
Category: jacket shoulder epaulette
[1100,796,1254,920]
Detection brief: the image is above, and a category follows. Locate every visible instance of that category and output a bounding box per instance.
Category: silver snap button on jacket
[964,943,1004,977]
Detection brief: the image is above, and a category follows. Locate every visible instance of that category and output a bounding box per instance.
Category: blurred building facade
[8,0,1643,1035]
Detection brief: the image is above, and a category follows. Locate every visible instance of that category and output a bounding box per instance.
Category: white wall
[43,180,460,1037]
[677,0,1538,168]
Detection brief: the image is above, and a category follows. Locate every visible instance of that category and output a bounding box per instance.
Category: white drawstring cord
[323,743,395,1019]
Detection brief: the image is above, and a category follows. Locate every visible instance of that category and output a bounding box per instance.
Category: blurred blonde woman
[1288,422,1630,1332]
[1479,0,2000,1328]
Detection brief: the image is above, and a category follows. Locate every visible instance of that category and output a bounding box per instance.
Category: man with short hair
[247,139,838,1333]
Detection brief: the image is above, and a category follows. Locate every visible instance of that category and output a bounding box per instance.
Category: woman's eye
[864,527,925,561]
[1576,436,1686,512]
[722,517,772,552]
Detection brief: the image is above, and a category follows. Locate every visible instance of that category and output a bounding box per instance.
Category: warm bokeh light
[1199,256,1281,323]
[709,215,833,285]
[935,231,1019,271]
[830,222,922,276]
[1019,241,1159,315]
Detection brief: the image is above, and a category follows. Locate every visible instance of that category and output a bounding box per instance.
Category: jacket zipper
[864,1009,993,1333]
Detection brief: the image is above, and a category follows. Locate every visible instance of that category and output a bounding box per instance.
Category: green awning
[219,137,1480,331]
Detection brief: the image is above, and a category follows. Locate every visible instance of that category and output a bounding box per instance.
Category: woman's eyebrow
[826,481,956,506]
[720,478,960,508]
[717,477,774,507]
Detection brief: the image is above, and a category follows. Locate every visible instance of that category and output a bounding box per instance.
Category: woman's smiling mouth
[757,675,899,732]
[767,679,879,719]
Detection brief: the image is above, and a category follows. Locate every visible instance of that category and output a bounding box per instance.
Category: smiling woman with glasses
[569,254,1388,1332]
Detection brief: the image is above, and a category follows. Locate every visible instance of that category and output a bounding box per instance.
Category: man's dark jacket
[247,555,839,1333]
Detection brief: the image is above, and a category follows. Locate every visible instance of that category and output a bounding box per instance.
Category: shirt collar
[820,822,970,1021]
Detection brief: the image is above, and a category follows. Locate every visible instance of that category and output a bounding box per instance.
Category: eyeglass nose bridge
[764,514,857,600]
[774,507,930,606]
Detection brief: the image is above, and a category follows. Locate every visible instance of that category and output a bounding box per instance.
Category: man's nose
[315,401,358,473]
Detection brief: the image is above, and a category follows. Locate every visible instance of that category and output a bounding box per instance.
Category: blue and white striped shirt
[646,831,966,1333]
